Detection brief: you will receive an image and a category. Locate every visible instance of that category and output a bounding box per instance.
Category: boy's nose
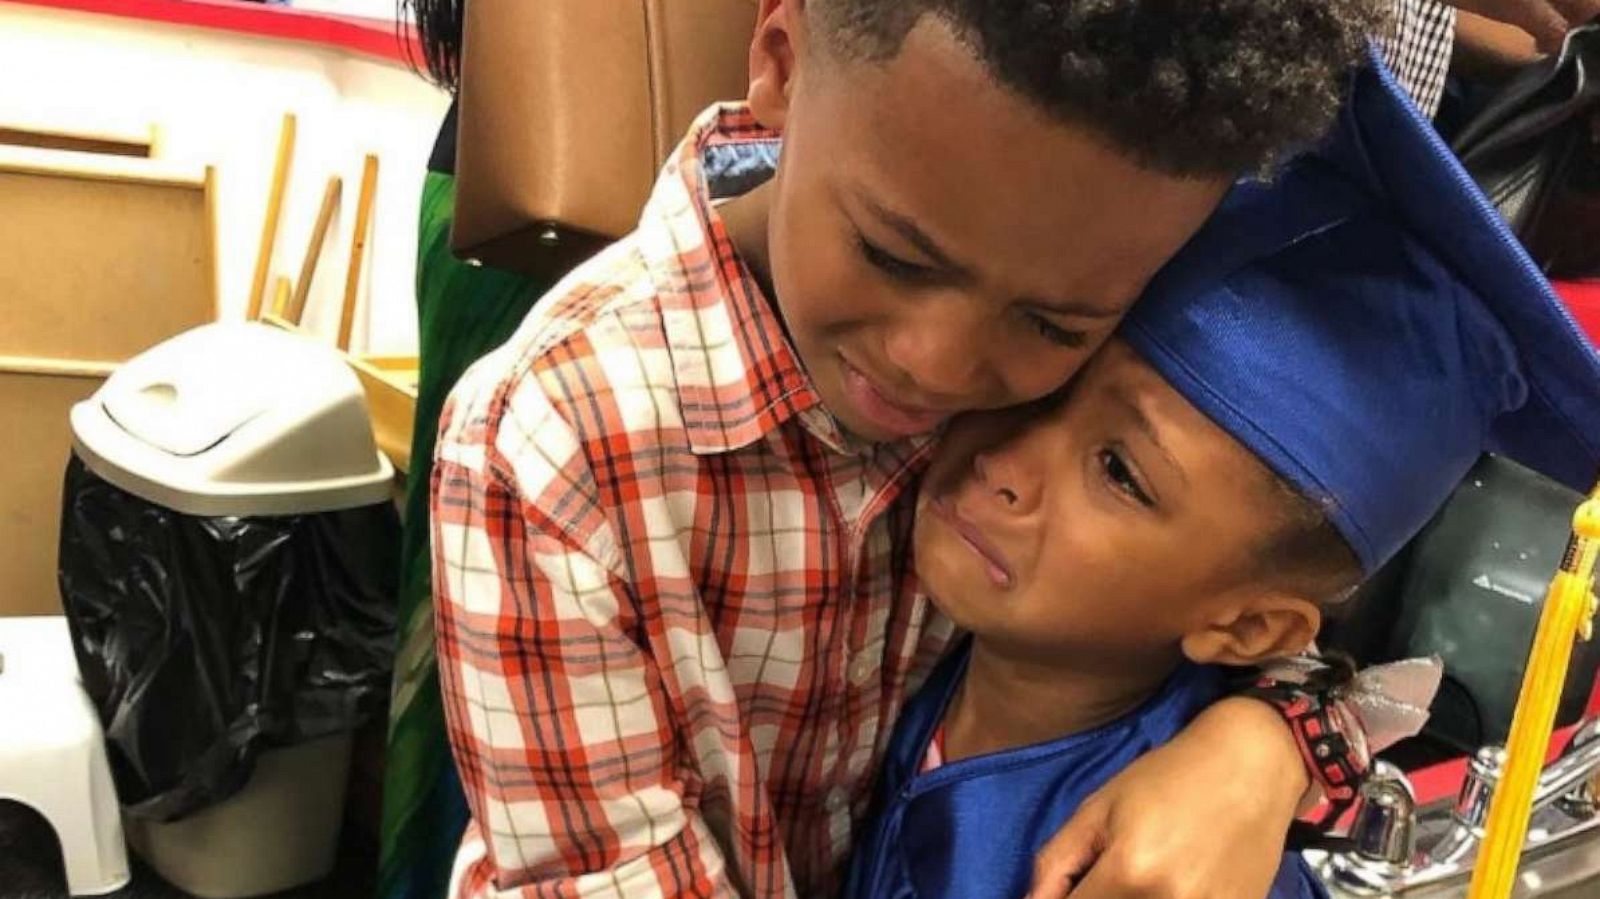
[973,447,1034,514]
[881,306,995,402]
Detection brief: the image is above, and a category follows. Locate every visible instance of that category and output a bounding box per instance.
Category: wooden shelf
[348,354,419,476]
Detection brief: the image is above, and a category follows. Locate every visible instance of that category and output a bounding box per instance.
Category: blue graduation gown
[844,644,1329,899]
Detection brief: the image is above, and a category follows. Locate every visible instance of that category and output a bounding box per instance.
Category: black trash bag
[56,454,398,823]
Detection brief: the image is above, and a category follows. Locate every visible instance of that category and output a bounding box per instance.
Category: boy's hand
[1026,697,1307,899]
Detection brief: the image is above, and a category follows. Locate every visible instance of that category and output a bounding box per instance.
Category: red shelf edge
[3,0,424,69]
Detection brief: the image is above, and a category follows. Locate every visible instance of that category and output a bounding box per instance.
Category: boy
[845,59,1600,899]
[432,2,1378,896]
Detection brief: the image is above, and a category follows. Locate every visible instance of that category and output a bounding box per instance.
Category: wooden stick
[247,113,297,321]
[0,355,120,379]
[288,176,342,326]
[271,276,292,319]
[338,154,379,352]
[203,164,220,321]
[0,126,149,158]
[259,312,297,332]
[0,151,203,189]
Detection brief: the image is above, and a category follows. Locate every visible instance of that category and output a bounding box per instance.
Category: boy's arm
[1027,697,1307,899]
[432,396,736,899]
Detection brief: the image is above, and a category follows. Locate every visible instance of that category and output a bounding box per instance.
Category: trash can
[57,322,399,898]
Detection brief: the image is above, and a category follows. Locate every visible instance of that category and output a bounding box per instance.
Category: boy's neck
[942,638,1180,763]
[718,179,776,300]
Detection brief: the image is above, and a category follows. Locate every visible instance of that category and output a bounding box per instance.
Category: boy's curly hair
[813,0,1386,176]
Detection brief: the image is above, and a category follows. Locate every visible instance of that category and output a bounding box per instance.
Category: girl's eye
[1099,447,1154,508]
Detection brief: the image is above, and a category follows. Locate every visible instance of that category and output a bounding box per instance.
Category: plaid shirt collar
[634,102,865,456]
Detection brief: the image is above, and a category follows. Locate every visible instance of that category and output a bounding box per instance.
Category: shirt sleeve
[431,382,737,899]
[1374,0,1458,119]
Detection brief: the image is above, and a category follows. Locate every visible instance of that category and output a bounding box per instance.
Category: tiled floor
[0,802,375,899]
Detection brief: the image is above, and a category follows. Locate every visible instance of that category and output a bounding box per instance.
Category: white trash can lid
[71,322,394,517]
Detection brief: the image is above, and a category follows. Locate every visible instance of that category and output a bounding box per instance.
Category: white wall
[0,2,451,356]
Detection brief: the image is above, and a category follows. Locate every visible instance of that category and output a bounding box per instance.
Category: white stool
[0,615,131,896]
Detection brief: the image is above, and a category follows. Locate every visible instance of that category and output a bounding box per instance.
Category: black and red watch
[1241,655,1373,832]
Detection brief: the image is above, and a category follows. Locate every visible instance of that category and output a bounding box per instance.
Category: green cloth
[378,171,557,899]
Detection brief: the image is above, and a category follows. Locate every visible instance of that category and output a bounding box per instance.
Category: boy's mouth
[928,497,1015,589]
[838,356,949,438]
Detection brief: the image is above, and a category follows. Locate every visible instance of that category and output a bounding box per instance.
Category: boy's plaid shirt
[432,103,957,898]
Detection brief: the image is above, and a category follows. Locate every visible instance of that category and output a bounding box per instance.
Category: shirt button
[826,790,848,812]
[848,654,873,687]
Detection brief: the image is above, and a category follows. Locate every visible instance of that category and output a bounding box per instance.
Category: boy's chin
[813,373,949,443]
[916,570,1007,635]
[831,406,942,444]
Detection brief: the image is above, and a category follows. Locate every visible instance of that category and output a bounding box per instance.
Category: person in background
[1376,0,1600,126]
[1385,0,1600,124]
[1379,0,1459,117]
[1451,0,1600,52]
[378,5,560,899]
[1453,8,1547,75]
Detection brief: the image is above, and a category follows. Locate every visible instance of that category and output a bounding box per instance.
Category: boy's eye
[1027,314,1088,348]
[1098,447,1155,508]
[858,236,933,282]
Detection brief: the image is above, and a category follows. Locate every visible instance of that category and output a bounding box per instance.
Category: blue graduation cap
[1121,52,1600,574]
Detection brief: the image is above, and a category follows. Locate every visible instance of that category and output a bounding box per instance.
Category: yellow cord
[1465,483,1600,899]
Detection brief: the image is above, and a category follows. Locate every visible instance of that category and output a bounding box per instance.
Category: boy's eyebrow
[1119,389,1189,488]
[860,194,1125,320]
[861,195,970,276]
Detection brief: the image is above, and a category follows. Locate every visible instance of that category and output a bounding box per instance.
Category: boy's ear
[1180,593,1322,667]
[748,0,805,130]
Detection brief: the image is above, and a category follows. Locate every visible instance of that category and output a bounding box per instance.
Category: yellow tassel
[1465,483,1600,899]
